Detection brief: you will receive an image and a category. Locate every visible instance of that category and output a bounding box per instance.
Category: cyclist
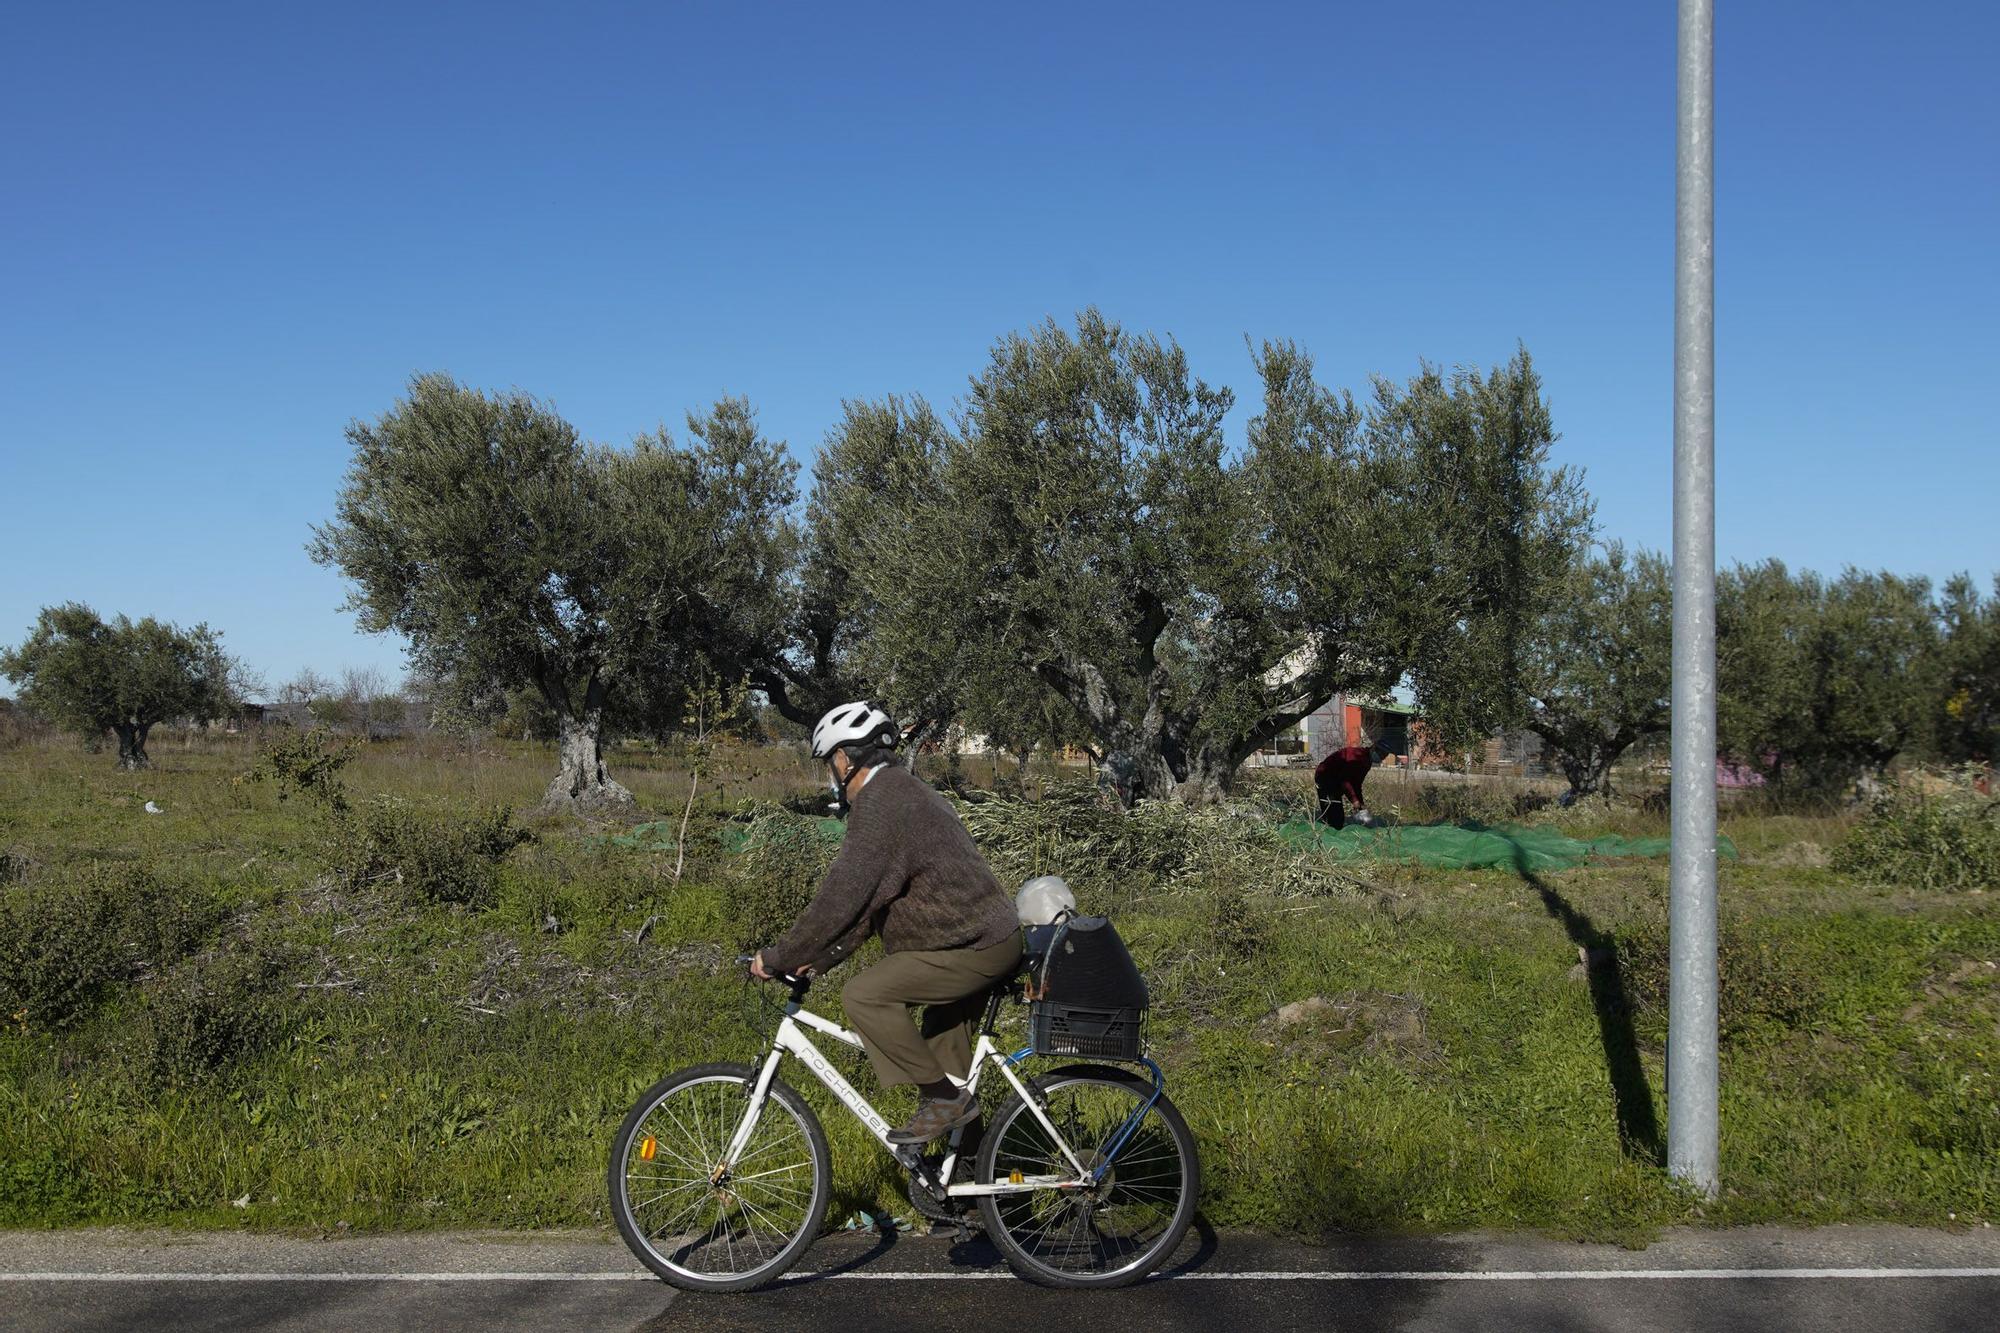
[751,701,1023,1145]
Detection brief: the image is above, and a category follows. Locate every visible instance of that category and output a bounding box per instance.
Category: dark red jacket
[1314,745,1374,801]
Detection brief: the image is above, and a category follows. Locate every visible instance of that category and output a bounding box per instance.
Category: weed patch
[0,863,221,1030]
[333,797,532,909]
[1618,915,1828,1043]
[1834,770,2000,891]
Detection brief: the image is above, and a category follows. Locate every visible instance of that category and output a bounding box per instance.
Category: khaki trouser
[840,936,1024,1090]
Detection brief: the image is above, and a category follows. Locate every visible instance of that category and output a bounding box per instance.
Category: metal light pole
[1669,0,1720,1198]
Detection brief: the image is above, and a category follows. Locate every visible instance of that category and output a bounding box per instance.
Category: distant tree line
[1520,550,1997,798]
[6,309,1993,807]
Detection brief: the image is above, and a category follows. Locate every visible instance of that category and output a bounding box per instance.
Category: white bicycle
[608,962,1199,1291]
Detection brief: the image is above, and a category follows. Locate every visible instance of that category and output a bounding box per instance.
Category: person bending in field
[1314,739,1384,829]
[751,701,1022,1146]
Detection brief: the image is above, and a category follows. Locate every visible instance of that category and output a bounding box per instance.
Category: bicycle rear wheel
[608,1062,830,1293]
[974,1063,1199,1289]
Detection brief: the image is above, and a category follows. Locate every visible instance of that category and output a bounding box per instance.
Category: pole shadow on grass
[1517,865,1665,1166]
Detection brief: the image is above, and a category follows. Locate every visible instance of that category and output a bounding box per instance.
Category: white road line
[2,1268,1997,1283]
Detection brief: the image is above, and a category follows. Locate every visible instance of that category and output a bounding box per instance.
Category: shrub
[0,864,221,1030]
[132,936,296,1088]
[718,783,1366,956]
[253,726,355,811]
[333,797,531,908]
[1832,771,2000,891]
[0,699,49,751]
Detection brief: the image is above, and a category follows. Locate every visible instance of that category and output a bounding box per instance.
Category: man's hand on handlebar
[745,951,811,983]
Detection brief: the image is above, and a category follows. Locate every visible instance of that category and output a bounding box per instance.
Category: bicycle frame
[720,995,1096,1198]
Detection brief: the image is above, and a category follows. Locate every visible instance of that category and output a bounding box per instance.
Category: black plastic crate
[1029,1001,1146,1061]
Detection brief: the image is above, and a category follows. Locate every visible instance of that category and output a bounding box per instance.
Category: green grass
[0,733,1994,1241]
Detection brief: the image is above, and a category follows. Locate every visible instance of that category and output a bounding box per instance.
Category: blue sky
[2,1,1994,695]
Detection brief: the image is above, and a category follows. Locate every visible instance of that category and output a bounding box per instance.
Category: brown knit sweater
[762,764,1019,976]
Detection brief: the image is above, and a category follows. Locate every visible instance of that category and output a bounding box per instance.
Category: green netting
[715,816,847,854]
[1276,820,1738,872]
[694,809,1733,875]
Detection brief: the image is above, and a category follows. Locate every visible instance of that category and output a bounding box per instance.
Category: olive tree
[1520,544,1672,797]
[1719,562,1942,793]
[829,311,1590,804]
[747,396,947,727]
[1,603,238,768]
[1805,568,1940,785]
[1937,573,2000,764]
[1717,559,1818,786]
[310,375,795,813]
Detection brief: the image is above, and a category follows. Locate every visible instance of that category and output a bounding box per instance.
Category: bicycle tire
[608,1061,831,1293]
[974,1063,1199,1289]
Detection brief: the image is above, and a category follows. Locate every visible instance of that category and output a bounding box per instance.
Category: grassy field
[1,731,1994,1243]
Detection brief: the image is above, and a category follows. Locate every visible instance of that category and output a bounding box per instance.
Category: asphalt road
[4,1223,1998,1332]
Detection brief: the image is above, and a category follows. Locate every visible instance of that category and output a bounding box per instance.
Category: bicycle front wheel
[608,1061,830,1293]
[975,1063,1199,1289]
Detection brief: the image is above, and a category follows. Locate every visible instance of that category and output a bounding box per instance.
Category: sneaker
[886,1091,979,1146]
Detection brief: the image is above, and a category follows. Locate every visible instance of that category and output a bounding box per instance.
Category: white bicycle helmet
[810,700,900,760]
[1016,875,1077,926]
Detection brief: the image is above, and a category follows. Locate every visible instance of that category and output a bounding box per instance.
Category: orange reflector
[639,1136,657,1162]
[1009,1170,1023,1184]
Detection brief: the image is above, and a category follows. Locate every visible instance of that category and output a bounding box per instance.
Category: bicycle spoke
[634,1134,711,1176]
[726,1131,805,1171]
[658,1100,712,1165]
[629,1176,711,1213]
[736,1177,811,1203]
[650,1190,715,1249]
[729,1161,812,1184]
[730,1190,792,1250]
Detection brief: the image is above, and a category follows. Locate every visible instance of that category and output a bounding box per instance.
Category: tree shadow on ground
[1518,867,1665,1166]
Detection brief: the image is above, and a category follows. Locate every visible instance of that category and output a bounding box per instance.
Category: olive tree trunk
[1534,723,1650,801]
[112,722,152,771]
[542,710,633,814]
[1096,743,1181,805]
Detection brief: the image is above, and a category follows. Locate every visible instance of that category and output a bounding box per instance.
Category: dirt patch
[1899,957,1999,1033]
[1256,989,1440,1069]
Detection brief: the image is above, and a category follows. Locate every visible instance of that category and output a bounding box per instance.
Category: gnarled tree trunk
[112,721,152,771]
[1096,744,1181,806]
[533,666,634,816]
[543,710,634,814]
[1174,745,1242,807]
